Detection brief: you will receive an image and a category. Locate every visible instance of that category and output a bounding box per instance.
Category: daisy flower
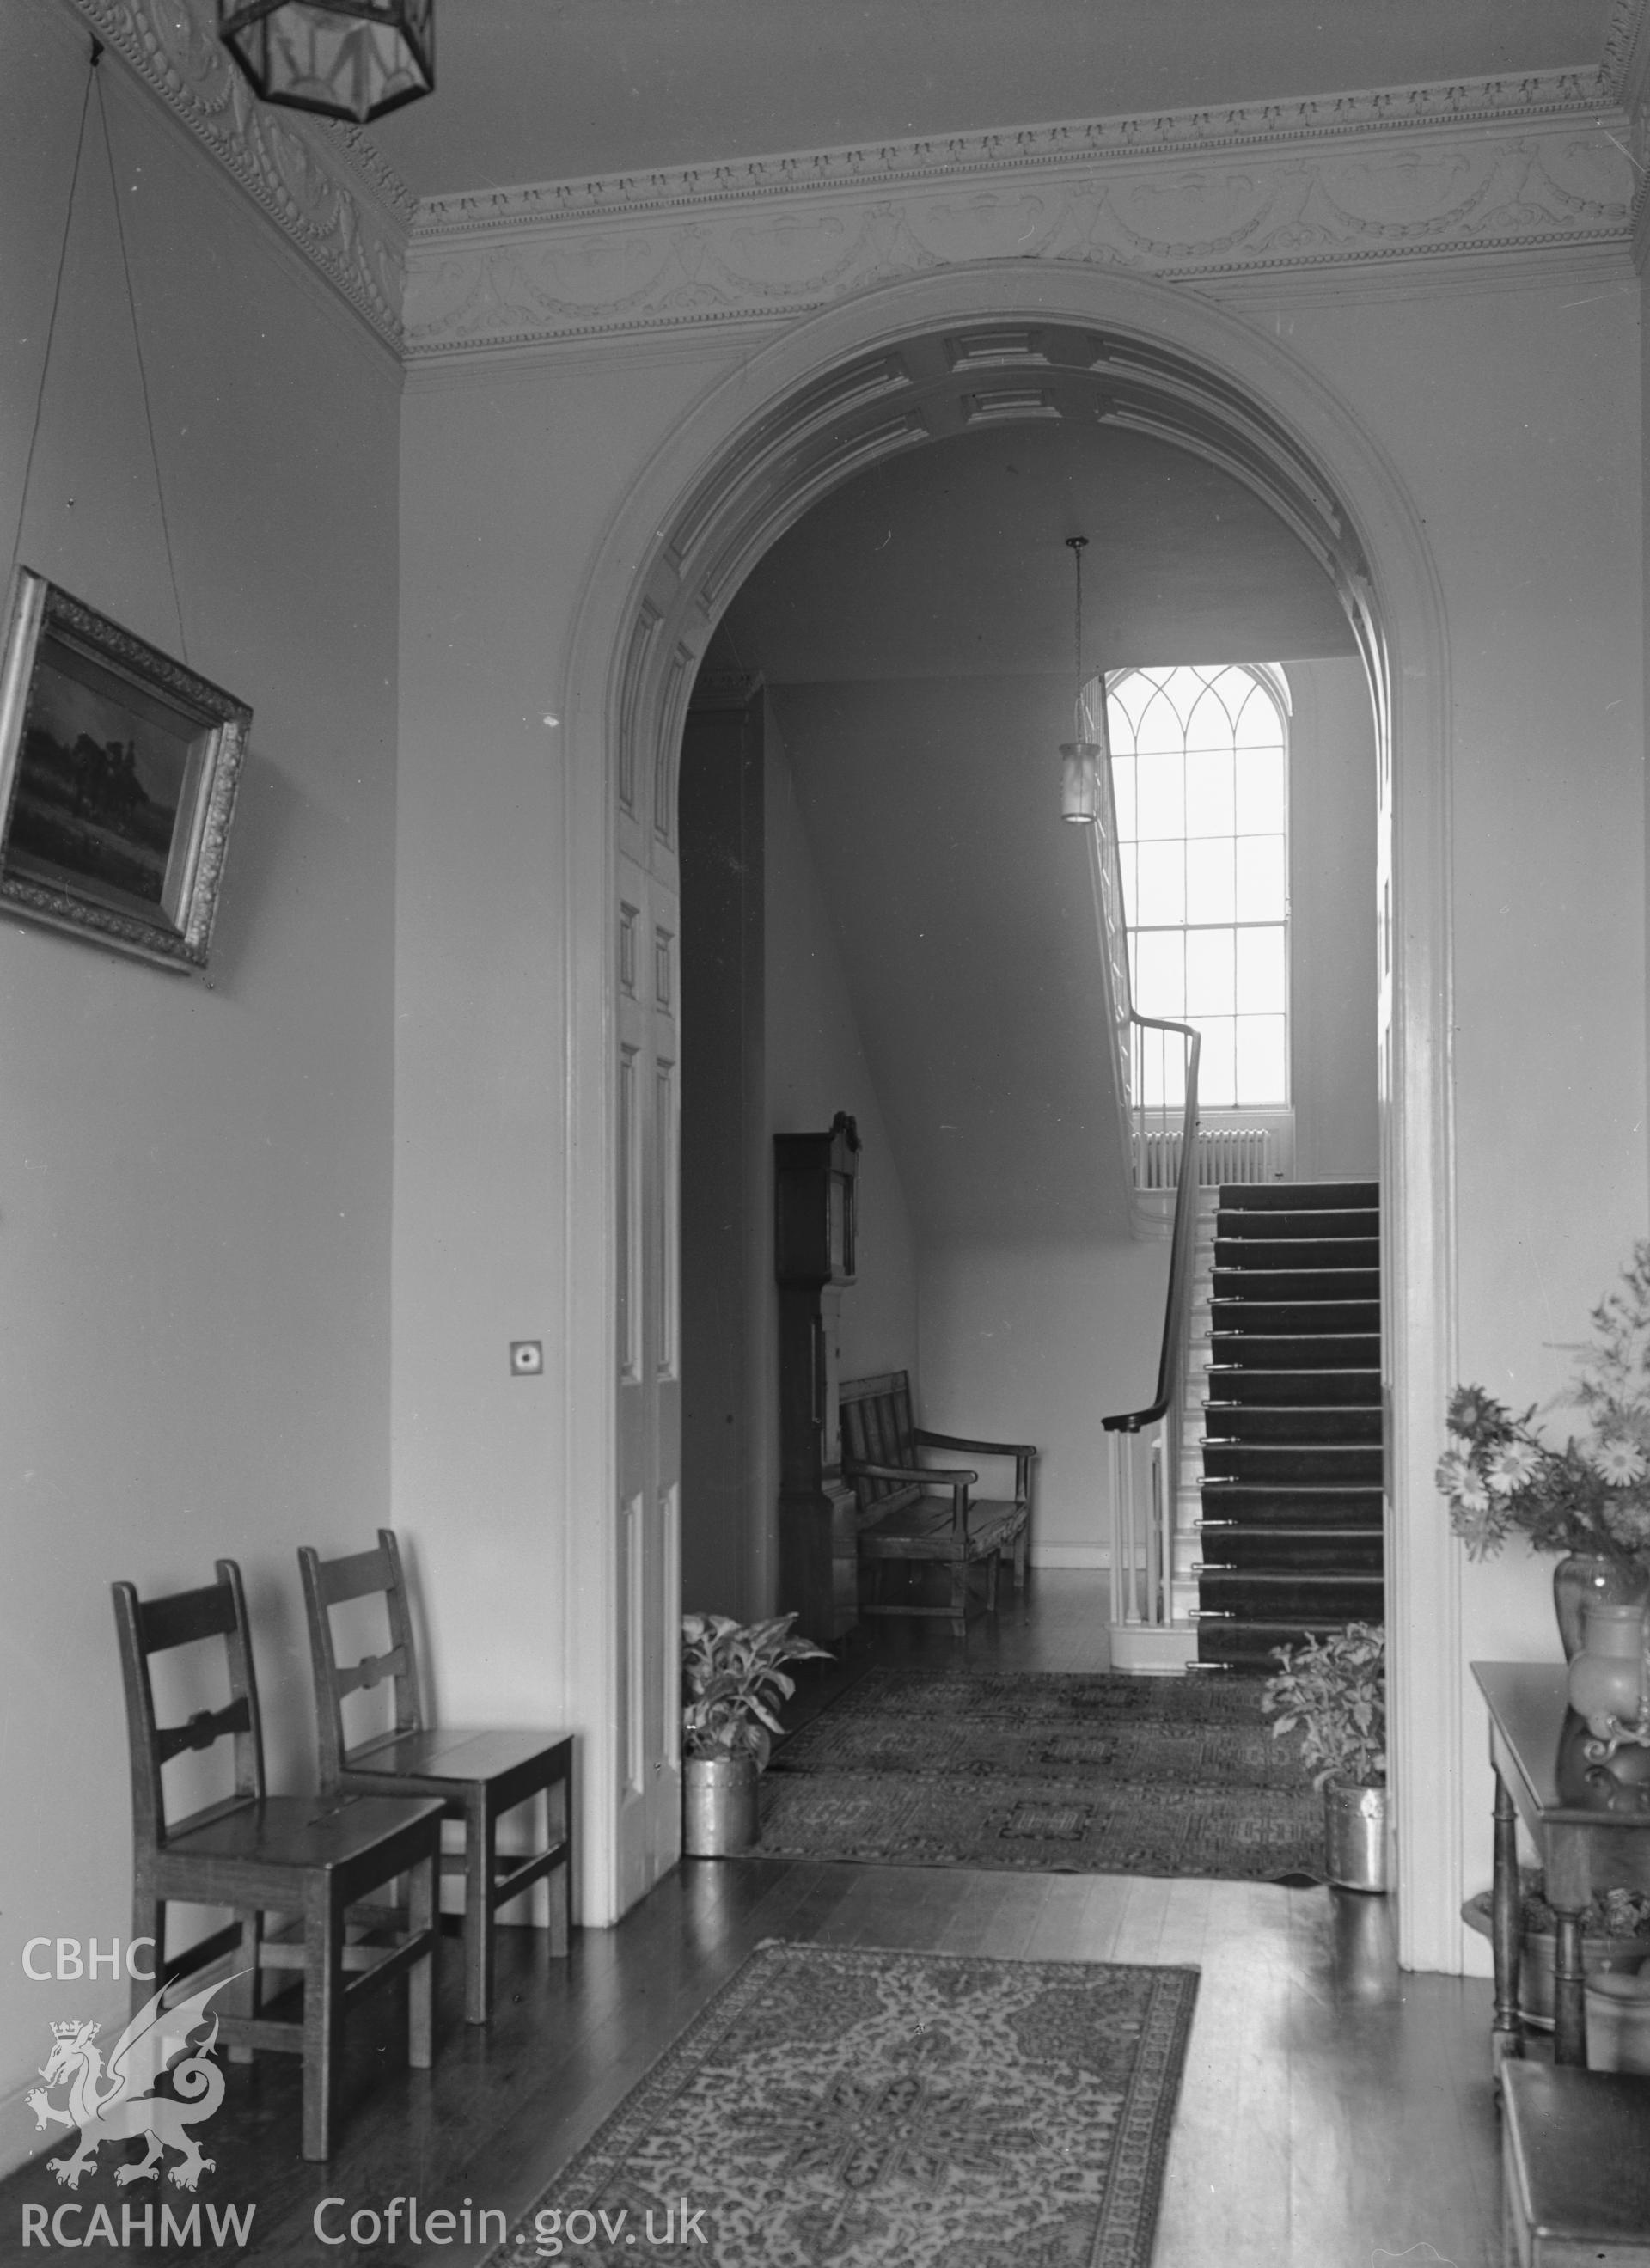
[1484,1440,1541,1495]
[1447,1386,1501,1439]
[1436,1448,1489,1511]
[1590,1438,1647,1486]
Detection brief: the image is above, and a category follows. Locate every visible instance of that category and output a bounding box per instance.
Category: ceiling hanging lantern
[219,0,434,124]
[1059,535,1106,825]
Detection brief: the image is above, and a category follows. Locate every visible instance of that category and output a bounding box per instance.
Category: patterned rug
[490,1941,1197,2268]
[756,1667,1323,1882]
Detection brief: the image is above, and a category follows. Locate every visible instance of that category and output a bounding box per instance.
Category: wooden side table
[1500,2063,1650,2265]
[1473,1663,1650,2069]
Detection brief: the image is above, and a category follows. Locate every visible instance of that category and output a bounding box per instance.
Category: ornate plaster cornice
[1604,0,1647,100]
[411,66,1620,238]
[1608,0,1650,266]
[55,0,1650,354]
[66,0,410,350]
[403,101,1634,360]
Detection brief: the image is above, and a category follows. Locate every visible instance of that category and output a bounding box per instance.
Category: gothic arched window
[1105,663,1289,1110]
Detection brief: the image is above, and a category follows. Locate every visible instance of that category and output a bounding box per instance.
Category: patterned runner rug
[491,1941,1197,2268]
[756,1666,1323,1882]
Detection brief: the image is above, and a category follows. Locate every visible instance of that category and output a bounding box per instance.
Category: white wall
[0,1,402,2167]
[919,1236,1168,1565]
[767,672,1157,1562]
[1287,656,1379,1182]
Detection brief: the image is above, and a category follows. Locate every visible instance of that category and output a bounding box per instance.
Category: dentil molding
[403,111,1633,358]
[66,0,410,349]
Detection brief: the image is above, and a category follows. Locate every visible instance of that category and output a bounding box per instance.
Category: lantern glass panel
[220,0,434,124]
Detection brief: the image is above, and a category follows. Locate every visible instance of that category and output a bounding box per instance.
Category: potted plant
[1437,1244,1650,1656]
[681,1611,831,1856]
[1461,1867,1650,2028]
[1262,1621,1388,1892]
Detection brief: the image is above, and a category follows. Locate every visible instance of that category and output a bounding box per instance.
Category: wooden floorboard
[0,1572,1501,2265]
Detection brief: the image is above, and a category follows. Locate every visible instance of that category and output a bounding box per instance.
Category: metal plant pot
[682,1753,759,1856]
[1324,1781,1388,1892]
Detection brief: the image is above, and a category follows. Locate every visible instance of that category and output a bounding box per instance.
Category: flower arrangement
[681,1612,831,1767]
[1514,1869,1650,1942]
[1260,1621,1386,1788]
[1436,1242,1650,1573]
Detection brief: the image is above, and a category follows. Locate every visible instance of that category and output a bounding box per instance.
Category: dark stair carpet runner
[1195,1178,1384,1671]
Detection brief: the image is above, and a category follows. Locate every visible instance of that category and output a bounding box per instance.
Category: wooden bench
[840,1370,1036,1636]
[1500,2063,1650,2265]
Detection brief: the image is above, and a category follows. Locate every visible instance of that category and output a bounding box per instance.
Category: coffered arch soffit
[607,303,1391,853]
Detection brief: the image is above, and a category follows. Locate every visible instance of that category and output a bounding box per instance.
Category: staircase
[1192,1178,1384,1670]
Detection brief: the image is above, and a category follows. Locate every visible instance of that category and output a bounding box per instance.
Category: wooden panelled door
[614,826,682,1910]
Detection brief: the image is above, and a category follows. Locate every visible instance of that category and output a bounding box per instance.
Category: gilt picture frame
[0,569,251,970]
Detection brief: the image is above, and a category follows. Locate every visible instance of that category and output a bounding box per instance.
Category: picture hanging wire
[8,43,100,589]
[95,44,190,667]
[9,38,191,668]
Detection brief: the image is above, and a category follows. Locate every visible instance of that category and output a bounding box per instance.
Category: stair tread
[1202,1478,1384,1495]
[1198,1524,1385,1540]
[1212,1299,1380,1311]
[1214,1188,1368,1206]
[1198,1568,1383,1585]
[1203,1446,1381,1458]
[1206,1388,1387,1406]
[1206,1369,1381,1397]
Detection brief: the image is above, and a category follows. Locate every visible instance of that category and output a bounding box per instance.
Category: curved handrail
[1102,1017,1201,1433]
[1083,670,1202,1435]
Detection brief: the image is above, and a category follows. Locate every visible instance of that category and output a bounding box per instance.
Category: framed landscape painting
[0,570,251,970]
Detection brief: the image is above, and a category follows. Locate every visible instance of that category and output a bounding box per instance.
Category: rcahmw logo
[20,1975,255,2247]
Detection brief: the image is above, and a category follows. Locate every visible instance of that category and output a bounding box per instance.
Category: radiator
[1135,1125,1273,1190]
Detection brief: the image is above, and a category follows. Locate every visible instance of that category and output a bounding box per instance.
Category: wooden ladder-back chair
[298,1529,575,2027]
[840,1370,1037,1636]
[113,1560,443,2162]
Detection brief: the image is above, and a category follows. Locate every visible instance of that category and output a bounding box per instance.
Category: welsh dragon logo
[26,1976,235,2192]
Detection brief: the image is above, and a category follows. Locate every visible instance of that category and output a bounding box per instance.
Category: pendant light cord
[96,52,190,665]
[1068,535,1087,742]
[9,44,100,589]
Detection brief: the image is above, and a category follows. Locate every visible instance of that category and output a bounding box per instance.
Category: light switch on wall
[510,1341,543,1375]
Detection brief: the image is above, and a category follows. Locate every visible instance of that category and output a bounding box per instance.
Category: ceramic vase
[1566,1601,1646,1724]
[1552,1553,1649,1662]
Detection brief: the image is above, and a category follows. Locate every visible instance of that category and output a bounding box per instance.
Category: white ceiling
[721,422,1354,685]
[368,0,1616,199]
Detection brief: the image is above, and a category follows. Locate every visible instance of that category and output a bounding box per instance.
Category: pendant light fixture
[219,0,434,124]
[1059,535,1107,825]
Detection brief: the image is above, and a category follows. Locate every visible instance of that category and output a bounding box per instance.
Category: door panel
[615,843,681,1907]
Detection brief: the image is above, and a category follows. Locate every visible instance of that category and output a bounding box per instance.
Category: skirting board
[1030,1545,1110,1569]
[1109,1625,1199,1675]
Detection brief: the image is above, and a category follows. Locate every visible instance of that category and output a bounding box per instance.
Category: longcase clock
[774,1114,859,1643]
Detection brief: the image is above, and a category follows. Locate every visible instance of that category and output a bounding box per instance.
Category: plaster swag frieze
[66,0,410,349]
[403,113,1632,358]
[57,0,1647,359]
